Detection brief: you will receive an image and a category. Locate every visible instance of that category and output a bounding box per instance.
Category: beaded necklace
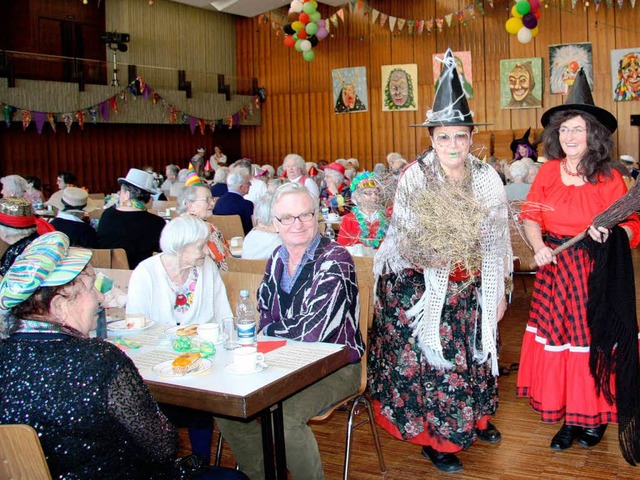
[169,267,199,316]
[352,206,388,248]
[561,159,582,177]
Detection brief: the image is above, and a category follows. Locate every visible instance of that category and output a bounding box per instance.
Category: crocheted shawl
[374,149,512,376]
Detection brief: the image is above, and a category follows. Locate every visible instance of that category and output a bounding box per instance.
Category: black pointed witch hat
[412,48,488,127]
[541,68,617,133]
[510,127,537,158]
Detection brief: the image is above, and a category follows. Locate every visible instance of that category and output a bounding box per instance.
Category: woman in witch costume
[368,49,512,473]
[516,69,640,463]
[511,127,538,162]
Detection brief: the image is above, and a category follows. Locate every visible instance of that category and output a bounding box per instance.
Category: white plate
[197,334,225,346]
[107,319,156,332]
[152,358,213,377]
[164,325,198,337]
[224,362,267,375]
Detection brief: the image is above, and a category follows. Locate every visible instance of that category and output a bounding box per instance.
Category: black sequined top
[0,323,178,479]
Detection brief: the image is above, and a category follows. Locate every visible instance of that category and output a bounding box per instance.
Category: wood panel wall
[0,123,241,197]
[238,0,640,171]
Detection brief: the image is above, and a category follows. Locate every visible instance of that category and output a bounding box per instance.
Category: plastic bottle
[236,289,257,346]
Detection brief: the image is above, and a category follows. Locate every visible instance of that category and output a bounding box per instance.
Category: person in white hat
[190,147,206,177]
[619,154,639,180]
[96,168,166,269]
[50,187,98,248]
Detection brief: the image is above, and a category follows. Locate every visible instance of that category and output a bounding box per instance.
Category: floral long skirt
[368,268,498,452]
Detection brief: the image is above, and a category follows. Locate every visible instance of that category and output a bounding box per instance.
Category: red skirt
[516,235,618,427]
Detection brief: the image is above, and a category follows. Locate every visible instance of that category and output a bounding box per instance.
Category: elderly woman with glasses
[216,182,364,480]
[178,183,230,271]
[516,70,640,461]
[368,50,511,473]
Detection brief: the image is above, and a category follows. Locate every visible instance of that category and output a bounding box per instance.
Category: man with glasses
[212,170,254,235]
[215,182,364,480]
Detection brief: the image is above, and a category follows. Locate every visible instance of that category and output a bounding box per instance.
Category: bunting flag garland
[416,19,425,35]
[396,18,406,32]
[389,16,397,31]
[436,17,444,32]
[371,8,379,24]
[0,77,261,135]
[407,19,415,34]
[379,12,388,27]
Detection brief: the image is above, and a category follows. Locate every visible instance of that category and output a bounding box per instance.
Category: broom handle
[528,230,587,269]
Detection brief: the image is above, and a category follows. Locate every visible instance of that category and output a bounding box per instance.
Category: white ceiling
[171,0,348,18]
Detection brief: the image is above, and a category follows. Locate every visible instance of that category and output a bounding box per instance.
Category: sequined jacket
[0,329,177,479]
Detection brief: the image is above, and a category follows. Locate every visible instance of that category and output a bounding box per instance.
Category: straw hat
[61,187,99,213]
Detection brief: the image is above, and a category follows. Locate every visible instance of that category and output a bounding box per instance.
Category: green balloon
[309,11,321,23]
[302,2,317,14]
[302,50,315,62]
[306,22,318,35]
[295,40,304,52]
[515,1,531,15]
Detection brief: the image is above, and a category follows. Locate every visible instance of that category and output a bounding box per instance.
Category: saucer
[197,334,225,346]
[224,362,267,375]
[152,358,213,377]
[108,319,155,332]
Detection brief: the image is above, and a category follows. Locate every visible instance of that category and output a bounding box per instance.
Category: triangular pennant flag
[240,107,248,121]
[88,107,98,123]
[108,96,118,113]
[233,113,240,126]
[348,0,354,13]
[468,4,476,18]
[47,113,56,132]
[331,14,339,28]
[417,19,425,34]
[407,19,415,35]
[617,0,624,7]
[99,101,110,121]
[571,0,578,8]
[445,13,453,27]
[389,16,397,31]
[3,105,13,127]
[75,110,85,130]
[397,18,406,31]
[188,116,197,134]
[435,17,444,32]
[181,113,189,125]
[357,0,364,9]
[169,107,178,124]
[631,0,636,7]
[62,113,73,133]
[379,13,388,27]
[34,112,46,134]
[371,8,379,24]
[21,109,32,131]
[226,115,233,129]
[606,0,613,7]
[198,118,206,135]
[209,121,216,133]
[425,18,434,33]
[337,9,344,22]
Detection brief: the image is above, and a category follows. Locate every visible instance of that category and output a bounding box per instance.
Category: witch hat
[412,48,488,127]
[510,127,537,160]
[541,68,617,133]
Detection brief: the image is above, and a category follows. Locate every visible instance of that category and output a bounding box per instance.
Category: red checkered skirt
[516,235,617,427]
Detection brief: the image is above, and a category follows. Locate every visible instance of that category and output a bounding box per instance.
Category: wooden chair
[0,238,9,259]
[206,215,245,241]
[0,424,52,479]
[87,208,105,220]
[220,270,264,308]
[89,248,130,270]
[226,257,268,275]
[509,228,537,302]
[308,278,386,480]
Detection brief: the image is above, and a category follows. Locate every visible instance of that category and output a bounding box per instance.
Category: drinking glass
[223,316,239,350]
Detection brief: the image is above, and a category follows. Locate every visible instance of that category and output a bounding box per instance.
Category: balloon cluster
[505,0,541,44]
[283,0,329,62]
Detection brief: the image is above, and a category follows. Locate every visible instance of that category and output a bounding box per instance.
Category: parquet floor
[179,252,640,479]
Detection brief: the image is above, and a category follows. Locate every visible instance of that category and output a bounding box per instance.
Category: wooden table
[113,326,349,480]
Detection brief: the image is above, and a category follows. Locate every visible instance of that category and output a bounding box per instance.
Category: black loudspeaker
[631,115,640,126]
[255,87,266,103]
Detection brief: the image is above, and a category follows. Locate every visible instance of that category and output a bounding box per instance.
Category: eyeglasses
[274,211,316,225]
[434,131,471,146]
[559,127,588,135]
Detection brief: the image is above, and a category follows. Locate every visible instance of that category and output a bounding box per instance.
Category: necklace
[561,159,582,177]
[169,267,199,315]
[352,206,389,248]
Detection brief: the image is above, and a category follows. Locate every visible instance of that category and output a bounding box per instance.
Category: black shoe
[421,446,463,473]
[577,424,607,448]
[475,422,502,443]
[550,423,583,450]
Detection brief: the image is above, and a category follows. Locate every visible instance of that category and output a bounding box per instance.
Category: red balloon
[299,13,310,24]
[297,29,308,39]
[534,11,541,19]
[284,35,296,48]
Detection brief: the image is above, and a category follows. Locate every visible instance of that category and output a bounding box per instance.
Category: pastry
[171,352,202,375]
[176,325,198,337]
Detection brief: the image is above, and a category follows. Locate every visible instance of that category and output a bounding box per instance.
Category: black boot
[577,424,607,448]
[421,446,463,473]
[550,423,583,450]
[475,422,502,443]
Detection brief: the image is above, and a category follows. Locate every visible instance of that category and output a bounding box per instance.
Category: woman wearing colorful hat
[319,161,351,216]
[0,232,248,479]
[97,168,167,269]
[516,69,640,463]
[337,171,389,250]
[368,49,511,473]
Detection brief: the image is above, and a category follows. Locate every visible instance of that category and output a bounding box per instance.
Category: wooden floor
[179,254,640,479]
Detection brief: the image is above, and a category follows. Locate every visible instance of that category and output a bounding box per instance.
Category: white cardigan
[126,254,233,326]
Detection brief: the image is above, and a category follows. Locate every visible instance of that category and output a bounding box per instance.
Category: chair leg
[214,430,223,467]
[342,394,386,480]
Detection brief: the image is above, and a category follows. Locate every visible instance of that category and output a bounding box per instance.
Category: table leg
[272,402,287,479]
[259,402,287,480]
[260,409,276,480]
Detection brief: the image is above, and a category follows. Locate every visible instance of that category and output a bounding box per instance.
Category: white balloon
[300,39,312,52]
[291,0,303,13]
[517,26,532,44]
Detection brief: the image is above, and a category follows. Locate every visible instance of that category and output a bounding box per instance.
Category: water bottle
[236,289,257,346]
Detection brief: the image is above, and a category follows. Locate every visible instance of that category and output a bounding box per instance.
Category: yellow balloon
[505,17,524,35]
[292,21,304,31]
[511,5,523,18]
[530,26,539,37]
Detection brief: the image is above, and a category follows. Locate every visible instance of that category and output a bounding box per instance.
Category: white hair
[1,175,28,198]
[177,185,211,214]
[509,160,530,180]
[272,182,315,215]
[253,191,275,226]
[177,169,190,181]
[373,163,387,174]
[160,215,209,254]
[227,170,249,190]
[213,166,229,183]
[261,164,276,177]
[324,168,344,183]
[347,158,360,168]
[283,154,305,170]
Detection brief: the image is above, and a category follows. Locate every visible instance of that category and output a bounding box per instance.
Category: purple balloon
[316,27,328,40]
[316,19,325,28]
[522,13,538,29]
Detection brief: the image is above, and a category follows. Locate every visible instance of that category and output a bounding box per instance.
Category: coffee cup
[232,346,265,373]
[230,236,243,248]
[327,213,340,222]
[125,314,146,329]
[197,323,220,343]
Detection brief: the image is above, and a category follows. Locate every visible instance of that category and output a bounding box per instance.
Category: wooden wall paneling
[369,19,394,166]
[534,2,563,125]
[256,15,278,166]
[483,12,511,132]
[290,92,311,161]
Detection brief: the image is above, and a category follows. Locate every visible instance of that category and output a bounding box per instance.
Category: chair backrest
[0,424,52,480]
[90,248,130,270]
[220,270,265,310]
[511,229,536,273]
[207,215,245,241]
[152,200,177,213]
[226,257,268,275]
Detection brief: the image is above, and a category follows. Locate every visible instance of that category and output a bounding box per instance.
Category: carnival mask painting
[382,64,418,111]
[500,58,543,109]
[332,67,368,114]
[611,48,640,102]
[549,43,593,95]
